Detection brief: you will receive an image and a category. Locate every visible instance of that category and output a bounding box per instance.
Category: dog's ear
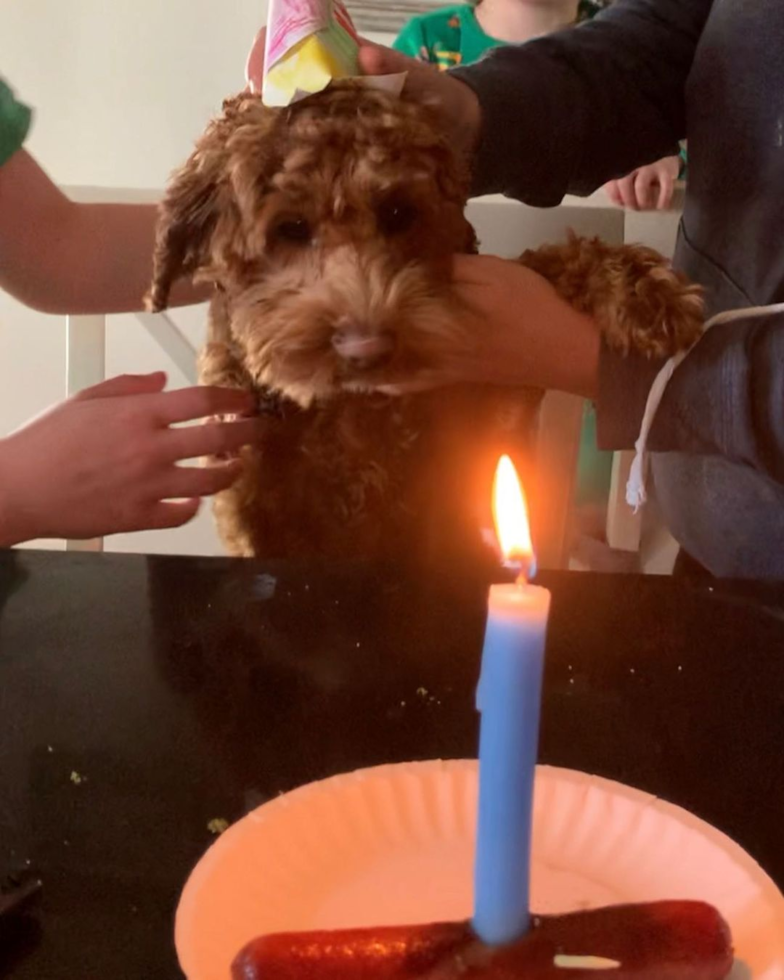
[434,150,478,256]
[146,94,282,312]
[146,144,225,313]
[418,112,476,255]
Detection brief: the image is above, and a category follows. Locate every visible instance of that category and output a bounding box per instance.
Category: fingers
[358,42,479,158]
[98,457,245,536]
[617,173,640,210]
[657,169,675,210]
[358,42,441,100]
[246,27,266,94]
[604,180,623,207]
[609,159,678,211]
[164,417,263,461]
[155,459,245,500]
[634,162,676,211]
[358,42,416,77]
[634,168,656,210]
[153,386,256,425]
[142,498,202,531]
[75,372,167,401]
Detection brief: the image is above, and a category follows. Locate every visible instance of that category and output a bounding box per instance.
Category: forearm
[31,200,204,314]
[0,151,205,314]
[597,315,784,485]
[451,0,712,202]
[6,196,162,315]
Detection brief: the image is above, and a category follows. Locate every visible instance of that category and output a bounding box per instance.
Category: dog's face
[148,82,476,404]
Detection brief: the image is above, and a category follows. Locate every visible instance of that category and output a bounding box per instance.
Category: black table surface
[1,550,783,978]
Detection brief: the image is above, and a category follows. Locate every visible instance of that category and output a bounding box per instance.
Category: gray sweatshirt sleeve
[450,0,713,204]
[597,314,784,486]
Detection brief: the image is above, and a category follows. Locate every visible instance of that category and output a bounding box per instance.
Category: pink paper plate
[176,761,784,980]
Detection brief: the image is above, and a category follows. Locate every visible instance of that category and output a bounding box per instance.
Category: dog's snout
[332,329,395,370]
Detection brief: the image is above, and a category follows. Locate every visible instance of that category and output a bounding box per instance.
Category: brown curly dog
[147,82,703,565]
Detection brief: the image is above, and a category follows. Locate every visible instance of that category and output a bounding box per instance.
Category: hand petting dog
[0,375,260,546]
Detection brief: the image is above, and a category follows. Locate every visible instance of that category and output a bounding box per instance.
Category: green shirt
[394,2,604,70]
[394,5,502,70]
[0,77,31,168]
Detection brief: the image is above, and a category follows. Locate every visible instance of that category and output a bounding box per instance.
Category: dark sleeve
[450,0,713,204]
[597,314,784,486]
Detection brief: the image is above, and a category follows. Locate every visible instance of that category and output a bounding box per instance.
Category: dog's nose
[332,329,394,370]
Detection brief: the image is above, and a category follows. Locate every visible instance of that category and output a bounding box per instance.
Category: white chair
[64,311,198,553]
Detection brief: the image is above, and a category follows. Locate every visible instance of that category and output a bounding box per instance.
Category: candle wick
[506,553,537,585]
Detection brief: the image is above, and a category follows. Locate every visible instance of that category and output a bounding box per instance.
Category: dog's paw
[605,262,705,359]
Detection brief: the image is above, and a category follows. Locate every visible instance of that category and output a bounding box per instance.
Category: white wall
[1,0,267,188]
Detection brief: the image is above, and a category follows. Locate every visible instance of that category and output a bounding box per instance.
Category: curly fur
[148,82,703,564]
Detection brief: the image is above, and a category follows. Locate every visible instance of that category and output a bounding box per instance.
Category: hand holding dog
[380,255,600,399]
[358,44,481,165]
[453,255,600,394]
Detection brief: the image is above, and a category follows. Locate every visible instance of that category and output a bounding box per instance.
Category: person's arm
[447,0,712,203]
[410,256,784,487]
[0,149,204,315]
[598,314,784,485]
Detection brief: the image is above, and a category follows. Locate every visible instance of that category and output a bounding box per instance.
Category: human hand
[245,28,266,93]
[380,255,599,398]
[358,43,481,163]
[0,373,260,546]
[244,29,481,162]
[603,155,681,211]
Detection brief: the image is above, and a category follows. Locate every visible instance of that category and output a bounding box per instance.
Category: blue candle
[472,456,551,946]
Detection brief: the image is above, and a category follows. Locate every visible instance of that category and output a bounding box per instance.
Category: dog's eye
[377,200,418,236]
[272,217,313,245]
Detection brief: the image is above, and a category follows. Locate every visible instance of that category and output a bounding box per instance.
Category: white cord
[625,301,784,511]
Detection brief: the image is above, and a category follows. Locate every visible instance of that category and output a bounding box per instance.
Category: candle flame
[492,455,534,575]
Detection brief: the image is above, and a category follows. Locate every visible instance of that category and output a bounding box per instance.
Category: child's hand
[603,155,681,211]
[0,373,261,546]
